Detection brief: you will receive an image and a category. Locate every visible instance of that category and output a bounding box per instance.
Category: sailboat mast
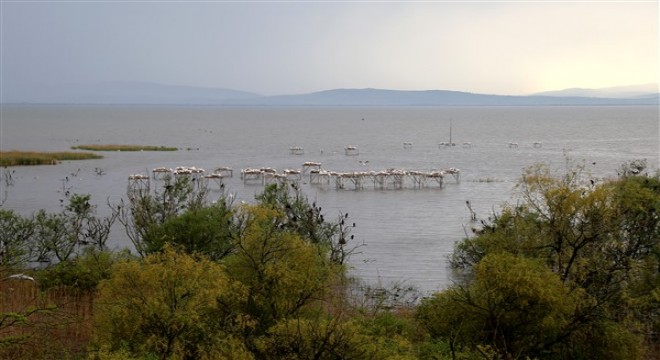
[449,119,453,145]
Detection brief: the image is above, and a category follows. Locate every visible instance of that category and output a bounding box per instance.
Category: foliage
[0,308,43,350]
[346,278,422,316]
[8,160,657,359]
[440,161,659,359]
[0,194,117,269]
[34,248,133,291]
[251,309,421,360]
[618,159,649,177]
[97,186,372,359]
[355,311,420,359]
[116,175,212,257]
[0,195,115,359]
[142,201,235,261]
[0,209,35,270]
[221,205,341,337]
[3,179,371,358]
[32,194,117,263]
[419,253,588,359]
[255,183,361,265]
[93,247,239,359]
[253,316,377,360]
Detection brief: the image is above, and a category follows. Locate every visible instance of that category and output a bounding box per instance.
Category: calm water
[1,105,658,293]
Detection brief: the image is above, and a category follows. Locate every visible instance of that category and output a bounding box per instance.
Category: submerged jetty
[238,163,460,190]
[128,166,236,196]
[128,163,460,193]
[308,167,459,190]
[238,165,460,190]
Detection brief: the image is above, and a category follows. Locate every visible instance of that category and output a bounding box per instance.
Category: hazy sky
[1,1,658,96]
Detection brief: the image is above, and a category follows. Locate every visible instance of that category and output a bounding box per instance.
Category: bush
[93,247,237,359]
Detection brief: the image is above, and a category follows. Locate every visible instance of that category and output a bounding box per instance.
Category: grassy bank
[0,151,103,166]
[71,144,178,152]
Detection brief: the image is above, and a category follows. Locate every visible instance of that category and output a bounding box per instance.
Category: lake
[1,105,658,294]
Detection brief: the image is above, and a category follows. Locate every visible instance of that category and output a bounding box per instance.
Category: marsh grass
[0,278,94,360]
[71,144,178,152]
[0,151,103,166]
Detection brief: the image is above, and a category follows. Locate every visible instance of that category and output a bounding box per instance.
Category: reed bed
[0,151,103,166]
[71,144,178,151]
[0,279,95,359]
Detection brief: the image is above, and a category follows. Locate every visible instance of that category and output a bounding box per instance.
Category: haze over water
[1,105,658,293]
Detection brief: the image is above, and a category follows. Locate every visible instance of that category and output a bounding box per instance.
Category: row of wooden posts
[128,162,460,194]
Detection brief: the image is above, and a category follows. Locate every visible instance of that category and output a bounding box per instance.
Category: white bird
[4,274,35,282]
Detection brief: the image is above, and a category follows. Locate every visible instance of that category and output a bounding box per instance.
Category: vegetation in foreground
[0,159,657,359]
[71,144,178,151]
[0,151,103,166]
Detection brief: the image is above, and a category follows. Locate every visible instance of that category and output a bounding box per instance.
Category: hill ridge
[3,82,658,106]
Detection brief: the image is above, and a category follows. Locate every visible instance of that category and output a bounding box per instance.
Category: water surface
[1,105,657,293]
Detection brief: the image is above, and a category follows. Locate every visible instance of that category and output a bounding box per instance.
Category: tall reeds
[71,144,177,151]
[0,277,94,359]
[0,151,103,166]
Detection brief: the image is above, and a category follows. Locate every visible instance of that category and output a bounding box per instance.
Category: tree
[0,196,119,359]
[221,205,342,340]
[34,247,133,291]
[0,194,116,268]
[116,175,212,257]
[64,194,117,252]
[93,202,365,359]
[418,253,588,359]
[440,161,659,359]
[255,183,361,265]
[253,316,377,360]
[30,194,117,264]
[0,209,34,270]
[142,202,235,261]
[93,247,245,359]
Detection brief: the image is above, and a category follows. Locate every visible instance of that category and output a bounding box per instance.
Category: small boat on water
[439,120,456,147]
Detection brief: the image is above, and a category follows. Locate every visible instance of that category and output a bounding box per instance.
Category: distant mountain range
[3,81,261,105]
[532,83,658,99]
[3,82,658,106]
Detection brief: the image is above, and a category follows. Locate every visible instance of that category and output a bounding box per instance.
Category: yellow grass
[71,144,178,152]
[0,151,103,166]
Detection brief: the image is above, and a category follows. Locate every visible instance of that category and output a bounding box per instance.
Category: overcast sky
[1,1,657,96]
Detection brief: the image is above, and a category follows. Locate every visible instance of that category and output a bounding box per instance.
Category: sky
[1,1,658,97]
